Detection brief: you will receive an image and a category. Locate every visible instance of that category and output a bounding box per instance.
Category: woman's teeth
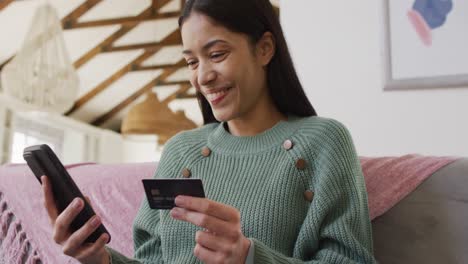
[206,88,230,101]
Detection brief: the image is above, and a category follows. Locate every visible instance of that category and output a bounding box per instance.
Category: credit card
[142,179,205,209]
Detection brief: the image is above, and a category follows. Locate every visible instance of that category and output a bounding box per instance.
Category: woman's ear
[256,32,276,66]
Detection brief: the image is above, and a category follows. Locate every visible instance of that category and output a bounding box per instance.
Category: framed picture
[382,0,468,90]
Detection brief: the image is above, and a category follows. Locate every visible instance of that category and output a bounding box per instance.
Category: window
[9,116,64,163]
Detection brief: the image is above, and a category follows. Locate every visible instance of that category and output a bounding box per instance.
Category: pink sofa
[0,155,464,264]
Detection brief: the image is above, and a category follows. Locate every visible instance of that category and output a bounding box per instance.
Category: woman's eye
[211,52,226,60]
[186,60,198,69]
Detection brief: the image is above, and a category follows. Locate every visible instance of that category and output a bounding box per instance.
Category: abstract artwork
[407,0,453,46]
[382,0,468,90]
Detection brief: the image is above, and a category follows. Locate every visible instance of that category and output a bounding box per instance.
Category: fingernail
[91,216,101,227]
[175,196,186,205]
[171,208,182,218]
[72,198,81,209]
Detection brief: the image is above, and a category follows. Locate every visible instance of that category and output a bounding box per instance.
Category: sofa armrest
[372,158,468,263]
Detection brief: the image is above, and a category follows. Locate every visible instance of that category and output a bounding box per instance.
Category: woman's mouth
[205,87,232,106]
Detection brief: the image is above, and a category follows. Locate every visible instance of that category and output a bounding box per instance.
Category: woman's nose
[197,63,217,86]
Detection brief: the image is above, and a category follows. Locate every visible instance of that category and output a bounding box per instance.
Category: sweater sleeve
[107,133,186,264]
[251,120,377,264]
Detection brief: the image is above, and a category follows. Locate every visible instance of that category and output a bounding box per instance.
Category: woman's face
[181,12,273,122]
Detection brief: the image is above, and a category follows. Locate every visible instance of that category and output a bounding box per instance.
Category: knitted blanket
[360,154,458,219]
[0,163,156,264]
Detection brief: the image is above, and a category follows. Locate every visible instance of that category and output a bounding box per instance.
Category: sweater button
[201,147,211,157]
[182,168,191,178]
[296,158,307,170]
[304,190,314,202]
[283,139,293,150]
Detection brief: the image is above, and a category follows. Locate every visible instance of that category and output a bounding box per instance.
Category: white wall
[96,130,125,163]
[0,105,7,163]
[281,0,468,157]
[122,135,163,163]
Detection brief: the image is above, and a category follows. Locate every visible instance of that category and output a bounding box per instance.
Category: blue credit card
[142,179,205,209]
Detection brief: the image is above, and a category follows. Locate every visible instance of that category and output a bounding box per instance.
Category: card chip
[151,189,160,196]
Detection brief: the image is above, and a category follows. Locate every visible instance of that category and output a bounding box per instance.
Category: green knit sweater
[108,116,377,263]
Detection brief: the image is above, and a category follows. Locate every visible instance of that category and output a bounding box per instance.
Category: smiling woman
[38,1,377,264]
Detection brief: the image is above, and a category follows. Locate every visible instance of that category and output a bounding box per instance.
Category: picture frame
[381,0,468,90]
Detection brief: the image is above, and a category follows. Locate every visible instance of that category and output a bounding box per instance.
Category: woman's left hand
[170,195,251,264]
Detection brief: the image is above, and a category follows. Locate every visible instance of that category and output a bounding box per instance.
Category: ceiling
[0,0,279,132]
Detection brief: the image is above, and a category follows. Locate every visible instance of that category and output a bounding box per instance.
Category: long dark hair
[179,0,317,124]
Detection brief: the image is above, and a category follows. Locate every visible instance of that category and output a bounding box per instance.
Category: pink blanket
[0,163,157,264]
[361,154,458,219]
[0,155,459,263]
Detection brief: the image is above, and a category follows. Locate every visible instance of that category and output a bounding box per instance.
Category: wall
[0,105,7,163]
[281,0,468,157]
[122,135,162,163]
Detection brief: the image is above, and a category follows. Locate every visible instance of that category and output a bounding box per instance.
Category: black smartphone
[142,179,205,209]
[23,144,110,244]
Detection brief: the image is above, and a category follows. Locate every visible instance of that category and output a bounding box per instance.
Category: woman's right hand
[41,176,110,264]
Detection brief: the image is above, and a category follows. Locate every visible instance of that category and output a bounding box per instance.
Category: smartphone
[23,144,110,244]
[142,179,205,209]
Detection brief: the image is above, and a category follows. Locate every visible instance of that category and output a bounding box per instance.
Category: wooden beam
[102,30,181,52]
[131,60,186,71]
[73,0,173,68]
[158,80,191,86]
[73,24,137,68]
[180,0,186,11]
[103,41,180,53]
[72,15,147,68]
[66,30,181,115]
[61,0,102,28]
[0,0,14,12]
[65,50,158,115]
[63,11,180,29]
[0,57,13,71]
[101,40,182,52]
[152,0,172,11]
[152,0,177,16]
[91,59,185,126]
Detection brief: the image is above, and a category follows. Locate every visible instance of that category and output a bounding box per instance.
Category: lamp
[0,3,79,113]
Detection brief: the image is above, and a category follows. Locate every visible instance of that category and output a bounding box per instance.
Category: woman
[41,0,377,263]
